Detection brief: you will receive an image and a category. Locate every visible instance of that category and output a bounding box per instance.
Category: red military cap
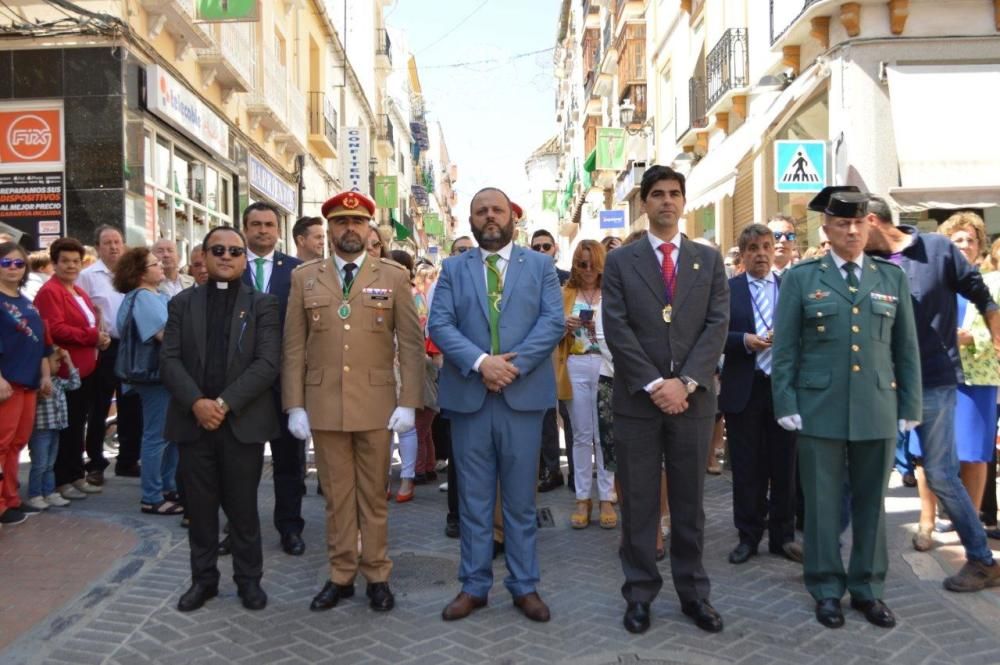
[321,191,376,221]
[511,202,523,220]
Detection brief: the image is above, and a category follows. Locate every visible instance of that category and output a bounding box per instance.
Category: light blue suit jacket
[429,245,565,414]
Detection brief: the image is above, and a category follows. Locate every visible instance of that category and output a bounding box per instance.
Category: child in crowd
[25,346,81,510]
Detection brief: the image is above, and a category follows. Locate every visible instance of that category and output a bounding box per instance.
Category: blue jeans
[28,428,60,498]
[917,385,993,564]
[895,430,914,476]
[133,384,178,506]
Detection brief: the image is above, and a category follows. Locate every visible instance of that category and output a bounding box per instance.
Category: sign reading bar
[596,128,627,171]
[196,0,259,22]
[599,209,626,229]
[248,154,296,214]
[374,176,397,208]
[146,65,229,160]
[339,127,369,195]
[0,172,65,248]
[0,104,63,169]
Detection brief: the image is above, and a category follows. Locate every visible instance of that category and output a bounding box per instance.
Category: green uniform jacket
[771,254,922,441]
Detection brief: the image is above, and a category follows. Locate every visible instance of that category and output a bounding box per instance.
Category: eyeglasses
[773,231,797,242]
[575,261,594,270]
[531,243,554,252]
[208,245,246,258]
[0,258,25,269]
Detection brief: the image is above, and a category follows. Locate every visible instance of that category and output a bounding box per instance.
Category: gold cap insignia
[343,194,360,209]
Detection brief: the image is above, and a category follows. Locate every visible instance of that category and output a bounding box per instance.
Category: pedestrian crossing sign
[774,140,827,193]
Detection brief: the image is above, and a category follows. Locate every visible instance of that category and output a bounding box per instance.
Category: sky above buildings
[387,0,561,233]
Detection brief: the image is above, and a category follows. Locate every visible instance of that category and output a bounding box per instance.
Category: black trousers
[55,372,96,487]
[86,341,142,472]
[433,415,460,519]
[616,410,713,605]
[539,401,575,478]
[179,428,265,587]
[270,393,305,536]
[724,372,797,549]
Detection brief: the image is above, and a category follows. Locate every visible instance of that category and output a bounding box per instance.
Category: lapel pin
[870,264,877,271]
[277,260,283,266]
[239,310,246,319]
[820,262,829,270]
[693,263,700,270]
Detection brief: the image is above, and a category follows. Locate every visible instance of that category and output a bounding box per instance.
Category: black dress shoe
[310,581,354,611]
[728,542,756,564]
[537,469,565,493]
[623,601,651,634]
[366,582,394,612]
[237,581,267,610]
[281,532,305,556]
[681,599,723,633]
[815,598,845,628]
[850,598,896,628]
[492,539,505,560]
[445,515,460,539]
[177,583,218,612]
[218,534,232,556]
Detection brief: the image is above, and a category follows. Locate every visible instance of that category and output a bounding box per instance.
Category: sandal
[164,491,182,504]
[141,500,184,515]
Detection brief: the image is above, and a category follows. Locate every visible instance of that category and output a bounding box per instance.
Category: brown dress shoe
[441,592,487,620]
[513,592,551,622]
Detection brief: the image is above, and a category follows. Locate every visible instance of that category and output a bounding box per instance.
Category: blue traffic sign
[774,140,827,193]
[599,209,626,229]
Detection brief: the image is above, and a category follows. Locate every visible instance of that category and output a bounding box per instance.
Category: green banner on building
[196,0,259,21]
[542,190,558,212]
[374,176,398,209]
[423,213,443,237]
[596,127,627,171]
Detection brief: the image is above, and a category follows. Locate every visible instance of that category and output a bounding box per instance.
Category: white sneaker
[58,484,87,500]
[24,496,49,511]
[45,492,71,507]
[438,482,448,492]
[72,479,102,494]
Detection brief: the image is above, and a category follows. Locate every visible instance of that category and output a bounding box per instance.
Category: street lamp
[619,98,652,137]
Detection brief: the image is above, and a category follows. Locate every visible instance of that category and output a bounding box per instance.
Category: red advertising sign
[0,108,63,165]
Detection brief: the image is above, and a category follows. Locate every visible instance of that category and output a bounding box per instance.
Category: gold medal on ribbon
[338,303,351,319]
[662,304,672,324]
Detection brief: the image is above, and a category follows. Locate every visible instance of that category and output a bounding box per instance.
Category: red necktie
[661,242,676,301]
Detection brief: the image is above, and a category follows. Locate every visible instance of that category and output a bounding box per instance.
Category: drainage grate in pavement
[387,552,456,595]
[537,507,555,528]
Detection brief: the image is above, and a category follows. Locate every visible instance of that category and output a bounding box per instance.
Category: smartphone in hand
[579,309,594,323]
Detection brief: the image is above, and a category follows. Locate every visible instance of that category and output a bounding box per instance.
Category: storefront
[246,153,298,252]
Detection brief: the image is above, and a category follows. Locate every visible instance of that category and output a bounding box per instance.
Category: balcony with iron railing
[308,92,338,157]
[770,0,824,45]
[677,77,708,142]
[377,114,395,150]
[706,28,749,112]
[376,28,392,65]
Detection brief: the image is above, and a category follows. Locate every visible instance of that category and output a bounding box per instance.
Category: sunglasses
[208,245,246,258]
[773,232,797,242]
[0,258,25,269]
[531,243,554,252]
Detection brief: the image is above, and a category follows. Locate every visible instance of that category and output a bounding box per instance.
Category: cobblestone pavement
[3,456,1000,665]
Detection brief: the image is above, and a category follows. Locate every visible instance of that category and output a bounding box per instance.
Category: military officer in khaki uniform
[771,189,921,630]
[283,191,424,613]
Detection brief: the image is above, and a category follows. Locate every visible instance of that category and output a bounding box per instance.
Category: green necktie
[486,254,503,355]
[254,257,266,292]
[843,261,860,291]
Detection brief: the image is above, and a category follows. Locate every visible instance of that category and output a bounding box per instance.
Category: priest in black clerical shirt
[161,226,282,613]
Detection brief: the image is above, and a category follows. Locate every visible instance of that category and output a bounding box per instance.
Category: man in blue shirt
[865,197,1000,592]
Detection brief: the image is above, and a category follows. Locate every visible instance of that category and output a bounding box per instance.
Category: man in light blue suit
[429,187,564,623]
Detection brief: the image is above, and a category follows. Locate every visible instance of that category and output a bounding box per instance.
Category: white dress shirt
[643,230,683,393]
[246,249,276,293]
[473,242,514,372]
[78,259,123,338]
[333,251,367,286]
[829,251,865,283]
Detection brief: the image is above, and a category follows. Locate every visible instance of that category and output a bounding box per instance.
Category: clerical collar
[209,279,240,290]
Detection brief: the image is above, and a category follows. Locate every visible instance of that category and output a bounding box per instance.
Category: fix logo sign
[0,108,63,164]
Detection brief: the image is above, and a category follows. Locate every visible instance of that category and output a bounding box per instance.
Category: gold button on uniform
[851,344,860,352]
[344,344,349,350]
[852,307,860,314]
[344,366,351,372]
[852,325,860,333]
[891,381,897,389]
[852,365,861,372]
[344,324,351,330]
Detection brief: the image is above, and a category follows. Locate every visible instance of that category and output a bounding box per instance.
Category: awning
[889,186,1000,213]
[682,65,828,212]
[887,64,1000,195]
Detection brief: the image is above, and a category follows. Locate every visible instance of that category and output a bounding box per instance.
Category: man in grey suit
[603,165,730,634]
[161,227,282,613]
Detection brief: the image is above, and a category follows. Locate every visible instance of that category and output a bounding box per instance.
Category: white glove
[778,414,803,431]
[287,407,311,440]
[898,419,919,433]
[387,407,416,433]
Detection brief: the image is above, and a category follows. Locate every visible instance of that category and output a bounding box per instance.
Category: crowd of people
[0,165,998,635]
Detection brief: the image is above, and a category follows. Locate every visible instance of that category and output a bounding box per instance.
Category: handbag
[114,290,161,384]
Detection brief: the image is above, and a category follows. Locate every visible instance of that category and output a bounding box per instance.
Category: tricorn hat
[824,192,870,219]
[807,185,861,213]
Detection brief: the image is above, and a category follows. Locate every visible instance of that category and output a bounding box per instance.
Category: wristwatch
[679,376,698,394]
[216,397,230,414]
